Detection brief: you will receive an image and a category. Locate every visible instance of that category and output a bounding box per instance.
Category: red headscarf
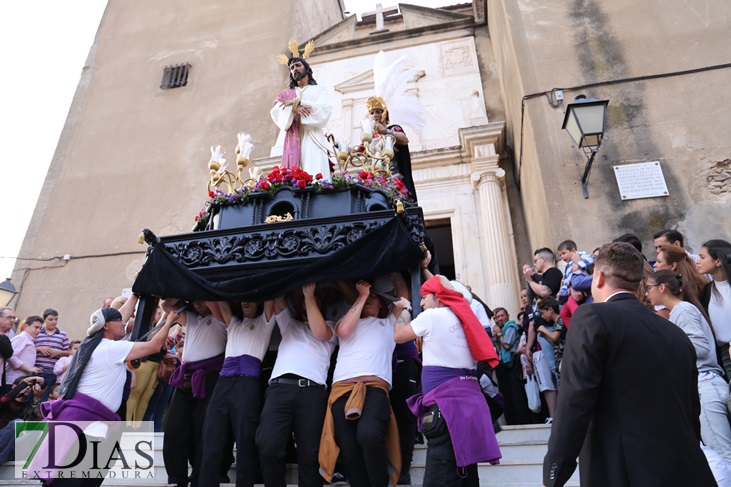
[421,276,499,367]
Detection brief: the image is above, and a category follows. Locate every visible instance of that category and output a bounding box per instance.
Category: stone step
[1,424,569,486]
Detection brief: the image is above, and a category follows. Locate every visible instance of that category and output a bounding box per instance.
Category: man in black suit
[543,242,715,487]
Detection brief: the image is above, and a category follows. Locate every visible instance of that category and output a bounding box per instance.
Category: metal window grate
[160,63,191,89]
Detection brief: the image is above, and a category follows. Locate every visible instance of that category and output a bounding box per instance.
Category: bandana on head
[87,307,123,336]
[421,276,499,367]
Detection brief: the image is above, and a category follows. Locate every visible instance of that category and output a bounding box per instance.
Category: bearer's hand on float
[420,250,432,270]
[166,310,180,327]
[355,280,372,298]
[396,297,412,313]
[302,282,316,300]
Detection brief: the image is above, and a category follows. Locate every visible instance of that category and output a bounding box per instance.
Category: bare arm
[161,298,188,326]
[303,283,333,341]
[272,296,287,315]
[337,280,358,306]
[119,295,139,323]
[263,300,275,321]
[523,265,553,298]
[421,250,434,280]
[391,272,410,300]
[537,325,561,344]
[336,281,370,339]
[207,301,226,324]
[393,298,417,343]
[528,280,553,298]
[126,310,177,361]
[390,291,409,319]
[215,301,233,326]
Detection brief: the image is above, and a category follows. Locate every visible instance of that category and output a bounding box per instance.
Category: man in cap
[395,275,501,486]
[27,298,174,486]
[49,297,173,422]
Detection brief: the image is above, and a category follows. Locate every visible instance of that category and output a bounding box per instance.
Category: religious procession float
[129,43,429,336]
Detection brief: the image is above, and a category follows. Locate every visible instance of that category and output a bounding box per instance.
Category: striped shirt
[35,327,70,372]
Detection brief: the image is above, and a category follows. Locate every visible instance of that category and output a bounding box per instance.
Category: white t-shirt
[182,311,227,363]
[333,315,396,387]
[709,280,731,344]
[271,309,337,385]
[470,300,490,329]
[410,307,477,370]
[225,313,276,361]
[76,338,134,412]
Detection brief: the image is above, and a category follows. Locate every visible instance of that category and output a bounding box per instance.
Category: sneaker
[545,417,554,424]
[331,472,347,485]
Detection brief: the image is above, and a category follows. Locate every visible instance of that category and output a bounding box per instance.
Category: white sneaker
[545,417,554,424]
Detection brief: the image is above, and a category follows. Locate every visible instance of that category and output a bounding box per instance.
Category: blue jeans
[0,419,18,465]
[698,373,731,463]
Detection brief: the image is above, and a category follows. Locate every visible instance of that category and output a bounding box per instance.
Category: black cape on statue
[390,124,417,203]
[132,216,423,302]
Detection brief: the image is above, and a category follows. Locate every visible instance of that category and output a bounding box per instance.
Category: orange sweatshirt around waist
[318,379,401,484]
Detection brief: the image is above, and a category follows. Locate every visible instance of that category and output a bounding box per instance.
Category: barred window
[160,63,191,89]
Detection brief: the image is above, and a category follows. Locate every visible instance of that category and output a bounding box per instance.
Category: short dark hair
[653,229,684,247]
[492,307,508,316]
[534,247,556,263]
[557,240,577,252]
[595,242,644,291]
[43,309,58,320]
[537,296,560,314]
[25,315,43,326]
[612,233,643,253]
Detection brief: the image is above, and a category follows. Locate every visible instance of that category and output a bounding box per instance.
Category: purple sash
[32,392,120,482]
[169,354,224,399]
[41,391,118,421]
[220,354,262,378]
[277,88,300,169]
[407,375,501,467]
[421,365,474,395]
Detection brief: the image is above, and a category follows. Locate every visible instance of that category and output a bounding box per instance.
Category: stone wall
[489,0,731,259]
[12,0,342,338]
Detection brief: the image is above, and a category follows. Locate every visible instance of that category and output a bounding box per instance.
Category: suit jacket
[543,292,716,487]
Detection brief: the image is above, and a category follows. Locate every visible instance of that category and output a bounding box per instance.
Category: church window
[160,63,191,89]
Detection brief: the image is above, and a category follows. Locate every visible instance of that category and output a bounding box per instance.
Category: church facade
[11,0,731,337]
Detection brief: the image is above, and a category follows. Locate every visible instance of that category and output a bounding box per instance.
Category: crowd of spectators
[0,228,729,486]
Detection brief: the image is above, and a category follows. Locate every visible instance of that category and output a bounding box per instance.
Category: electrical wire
[514,60,731,190]
[0,251,145,262]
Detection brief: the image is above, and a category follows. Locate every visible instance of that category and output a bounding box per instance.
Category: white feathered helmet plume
[367,50,426,130]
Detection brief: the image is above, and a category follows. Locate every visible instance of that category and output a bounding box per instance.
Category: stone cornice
[311,21,475,63]
[459,122,505,160]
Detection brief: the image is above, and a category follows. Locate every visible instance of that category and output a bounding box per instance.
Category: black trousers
[423,423,479,487]
[163,370,225,486]
[332,387,392,487]
[255,381,328,487]
[389,360,419,479]
[199,375,260,487]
